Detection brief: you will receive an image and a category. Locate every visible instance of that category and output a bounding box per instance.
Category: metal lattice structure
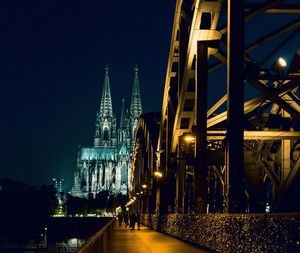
[151,0,300,213]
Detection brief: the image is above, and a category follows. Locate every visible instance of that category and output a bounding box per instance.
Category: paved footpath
[108,224,209,253]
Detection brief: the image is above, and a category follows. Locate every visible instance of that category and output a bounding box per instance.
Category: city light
[125,198,136,208]
[142,184,147,189]
[277,57,287,68]
[272,57,288,73]
[184,135,195,142]
[154,170,163,178]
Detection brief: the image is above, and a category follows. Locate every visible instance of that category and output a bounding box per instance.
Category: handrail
[76,217,115,253]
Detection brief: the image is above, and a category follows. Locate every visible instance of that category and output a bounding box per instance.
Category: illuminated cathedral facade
[71,66,142,198]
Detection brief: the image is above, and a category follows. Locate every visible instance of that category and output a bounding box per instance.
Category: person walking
[117,212,123,227]
[136,211,141,230]
[123,212,129,228]
[130,212,137,230]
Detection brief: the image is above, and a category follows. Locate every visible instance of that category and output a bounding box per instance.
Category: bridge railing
[76,217,115,253]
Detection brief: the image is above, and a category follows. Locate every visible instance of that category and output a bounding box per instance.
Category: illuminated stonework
[71,66,142,198]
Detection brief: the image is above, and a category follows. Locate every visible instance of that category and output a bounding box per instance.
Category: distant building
[71,66,143,198]
[52,177,64,193]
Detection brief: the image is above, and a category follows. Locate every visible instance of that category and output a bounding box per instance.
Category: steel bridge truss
[156,0,300,213]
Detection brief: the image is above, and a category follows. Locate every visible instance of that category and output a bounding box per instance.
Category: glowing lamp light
[184,135,195,142]
[154,170,163,178]
[277,57,287,68]
[142,184,147,189]
[272,57,288,73]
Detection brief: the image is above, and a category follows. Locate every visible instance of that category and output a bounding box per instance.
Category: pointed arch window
[103,128,109,141]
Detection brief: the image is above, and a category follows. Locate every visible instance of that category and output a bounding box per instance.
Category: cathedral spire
[99,65,113,118]
[94,65,117,147]
[130,65,143,118]
[120,98,126,129]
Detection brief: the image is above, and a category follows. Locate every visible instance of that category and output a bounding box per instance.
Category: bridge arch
[130,0,300,214]
[130,112,161,214]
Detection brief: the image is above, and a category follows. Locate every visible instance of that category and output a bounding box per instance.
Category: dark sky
[0,0,175,189]
[0,0,299,190]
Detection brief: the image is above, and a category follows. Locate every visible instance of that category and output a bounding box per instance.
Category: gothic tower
[130,65,143,142]
[118,98,130,146]
[72,65,143,198]
[94,66,117,147]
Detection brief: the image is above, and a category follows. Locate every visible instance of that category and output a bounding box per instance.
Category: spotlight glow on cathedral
[71,65,142,198]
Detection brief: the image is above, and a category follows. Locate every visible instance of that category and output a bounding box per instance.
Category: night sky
[0,0,175,189]
[0,0,299,190]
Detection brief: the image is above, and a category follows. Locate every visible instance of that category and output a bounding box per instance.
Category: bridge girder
[154,0,300,213]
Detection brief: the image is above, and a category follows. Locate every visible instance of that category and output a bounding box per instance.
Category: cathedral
[71,66,142,198]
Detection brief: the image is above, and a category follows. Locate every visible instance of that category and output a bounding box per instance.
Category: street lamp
[277,57,287,69]
[181,133,196,161]
[142,184,147,189]
[154,170,163,178]
[272,57,288,76]
[183,134,195,143]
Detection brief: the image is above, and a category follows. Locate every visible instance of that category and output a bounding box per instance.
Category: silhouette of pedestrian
[117,213,123,227]
[130,212,137,230]
[136,212,141,230]
[123,212,129,228]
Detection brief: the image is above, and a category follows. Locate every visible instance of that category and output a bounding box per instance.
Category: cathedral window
[103,128,109,141]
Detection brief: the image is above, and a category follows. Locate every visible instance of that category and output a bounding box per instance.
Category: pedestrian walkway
[108,224,209,253]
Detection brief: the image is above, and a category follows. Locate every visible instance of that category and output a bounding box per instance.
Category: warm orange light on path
[108,224,209,253]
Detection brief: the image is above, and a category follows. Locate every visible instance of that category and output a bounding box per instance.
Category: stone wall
[141,213,300,253]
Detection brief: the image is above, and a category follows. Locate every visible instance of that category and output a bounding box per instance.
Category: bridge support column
[155,186,160,214]
[175,142,186,213]
[161,172,176,214]
[226,0,247,213]
[194,41,208,213]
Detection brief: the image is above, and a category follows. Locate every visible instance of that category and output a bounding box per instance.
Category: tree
[0,179,57,251]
